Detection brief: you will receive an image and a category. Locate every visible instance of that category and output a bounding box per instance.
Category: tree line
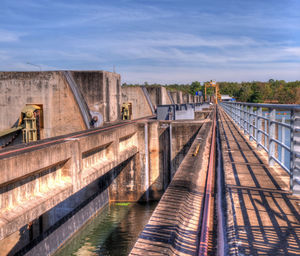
[122,80,300,104]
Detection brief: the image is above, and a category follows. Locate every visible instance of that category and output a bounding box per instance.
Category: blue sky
[0,0,299,83]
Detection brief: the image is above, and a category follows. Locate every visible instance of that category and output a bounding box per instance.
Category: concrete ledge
[0,184,73,240]
[130,114,213,255]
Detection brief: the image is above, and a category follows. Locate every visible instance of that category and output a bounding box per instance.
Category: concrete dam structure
[0,71,206,255]
[0,71,299,255]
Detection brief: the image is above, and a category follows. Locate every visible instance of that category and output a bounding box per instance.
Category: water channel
[54,201,158,256]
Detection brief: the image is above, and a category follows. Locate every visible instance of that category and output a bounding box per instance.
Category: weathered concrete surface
[0,115,206,255]
[121,87,153,119]
[219,107,300,255]
[130,115,213,255]
[0,71,121,140]
[0,72,86,138]
[147,87,173,109]
[168,91,185,105]
[195,110,210,120]
[168,90,183,104]
[71,71,121,123]
[0,123,138,243]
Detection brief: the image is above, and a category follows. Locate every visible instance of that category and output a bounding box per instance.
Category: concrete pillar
[291,109,300,194]
[105,76,110,122]
[177,91,183,104]
[64,138,82,193]
[144,122,149,201]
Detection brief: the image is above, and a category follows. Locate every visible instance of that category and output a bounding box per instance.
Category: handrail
[221,101,300,110]
[220,102,300,195]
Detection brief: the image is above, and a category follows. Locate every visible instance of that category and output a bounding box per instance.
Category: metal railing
[220,102,300,194]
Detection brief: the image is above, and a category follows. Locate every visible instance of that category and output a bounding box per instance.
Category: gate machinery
[121,102,133,120]
[0,104,43,148]
[204,81,221,104]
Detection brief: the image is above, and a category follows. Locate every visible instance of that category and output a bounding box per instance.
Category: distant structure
[221,94,235,102]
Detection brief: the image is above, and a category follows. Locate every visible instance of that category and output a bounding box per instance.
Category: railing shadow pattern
[219,109,300,255]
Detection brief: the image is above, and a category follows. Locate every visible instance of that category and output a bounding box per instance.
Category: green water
[54,201,157,256]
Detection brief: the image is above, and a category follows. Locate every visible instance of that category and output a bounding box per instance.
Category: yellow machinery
[204,81,222,104]
[121,102,133,120]
[20,105,42,143]
[0,104,43,148]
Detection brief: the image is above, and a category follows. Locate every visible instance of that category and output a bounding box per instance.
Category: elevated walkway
[131,105,300,255]
[219,107,300,255]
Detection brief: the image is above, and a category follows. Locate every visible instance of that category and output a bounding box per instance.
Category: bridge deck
[219,108,300,255]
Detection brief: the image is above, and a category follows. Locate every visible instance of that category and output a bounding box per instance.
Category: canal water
[54,201,157,256]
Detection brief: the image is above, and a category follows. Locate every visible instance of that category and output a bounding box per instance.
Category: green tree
[189,81,202,95]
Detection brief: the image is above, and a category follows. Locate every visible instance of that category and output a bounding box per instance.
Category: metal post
[234,103,237,123]
[257,107,262,150]
[254,107,258,141]
[236,104,241,126]
[243,105,246,133]
[249,106,254,141]
[268,108,276,166]
[245,106,250,134]
[281,117,286,165]
[239,104,243,128]
[291,109,300,194]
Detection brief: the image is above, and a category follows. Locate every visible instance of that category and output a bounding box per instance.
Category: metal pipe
[198,108,217,255]
[216,107,227,256]
[0,115,156,158]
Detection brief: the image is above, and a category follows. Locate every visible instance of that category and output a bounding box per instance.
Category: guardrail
[220,102,300,194]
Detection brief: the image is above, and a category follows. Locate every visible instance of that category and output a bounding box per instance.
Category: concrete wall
[0,72,86,138]
[0,71,121,141]
[121,87,153,119]
[0,107,209,255]
[147,87,172,109]
[0,123,138,244]
[168,91,183,104]
[72,71,121,123]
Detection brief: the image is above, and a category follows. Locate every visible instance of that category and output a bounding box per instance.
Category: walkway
[219,107,300,255]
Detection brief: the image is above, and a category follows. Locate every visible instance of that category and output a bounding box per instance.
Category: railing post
[244,105,247,134]
[240,104,243,128]
[233,103,236,123]
[245,106,249,134]
[268,108,276,166]
[257,107,262,150]
[254,107,258,141]
[241,104,244,130]
[242,105,245,133]
[281,117,286,165]
[235,103,238,123]
[249,106,254,141]
[291,109,300,194]
[244,105,247,133]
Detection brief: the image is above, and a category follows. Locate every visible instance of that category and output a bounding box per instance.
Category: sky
[0,0,300,83]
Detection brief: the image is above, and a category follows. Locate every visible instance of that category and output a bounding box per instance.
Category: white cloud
[284,47,300,57]
[0,30,20,42]
[120,63,300,84]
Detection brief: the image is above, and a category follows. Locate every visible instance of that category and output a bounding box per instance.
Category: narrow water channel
[54,201,158,256]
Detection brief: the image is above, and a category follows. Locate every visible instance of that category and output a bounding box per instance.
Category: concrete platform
[130,115,213,255]
[219,108,300,255]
